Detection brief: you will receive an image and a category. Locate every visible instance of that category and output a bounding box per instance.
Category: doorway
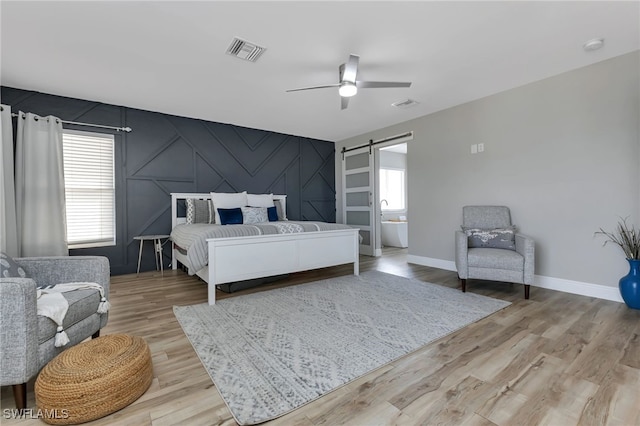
[377,143,408,257]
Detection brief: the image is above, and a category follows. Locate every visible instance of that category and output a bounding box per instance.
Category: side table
[134,234,170,277]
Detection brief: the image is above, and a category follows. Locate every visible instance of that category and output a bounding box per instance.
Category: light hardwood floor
[2,248,639,425]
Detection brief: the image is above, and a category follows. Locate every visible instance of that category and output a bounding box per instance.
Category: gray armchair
[0,256,110,409]
[455,206,534,299]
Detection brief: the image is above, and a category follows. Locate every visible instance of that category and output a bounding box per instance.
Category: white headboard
[170,192,287,228]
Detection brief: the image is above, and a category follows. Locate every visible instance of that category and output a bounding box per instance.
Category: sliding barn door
[342,147,376,256]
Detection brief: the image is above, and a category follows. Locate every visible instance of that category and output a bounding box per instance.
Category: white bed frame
[171,193,360,305]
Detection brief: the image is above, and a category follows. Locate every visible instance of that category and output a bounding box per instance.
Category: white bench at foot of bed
[207,228,360,305]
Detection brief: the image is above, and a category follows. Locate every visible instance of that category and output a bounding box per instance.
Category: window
[379,168,405,211]
[62,130,115,248]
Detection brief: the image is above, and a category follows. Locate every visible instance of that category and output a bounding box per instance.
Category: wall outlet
[478,143,485,152]
[471,144,478,154]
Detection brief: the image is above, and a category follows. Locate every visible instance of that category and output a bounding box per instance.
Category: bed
[170,193,360,304]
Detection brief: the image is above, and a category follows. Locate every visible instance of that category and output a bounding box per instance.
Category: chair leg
[524,284,531,300]
[92,330,101,339]
[461,278,467,292]
[13,383,26,410]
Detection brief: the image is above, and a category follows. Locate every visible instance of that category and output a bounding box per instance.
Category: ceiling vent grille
[392,99,419,109]
[226,37,266,62]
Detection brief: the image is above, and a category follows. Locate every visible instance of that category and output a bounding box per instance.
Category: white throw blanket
[37,282,110,347]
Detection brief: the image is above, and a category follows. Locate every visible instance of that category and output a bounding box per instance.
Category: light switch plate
[471,144,478,154]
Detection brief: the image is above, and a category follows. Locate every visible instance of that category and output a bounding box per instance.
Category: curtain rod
[341,131,413,158]
[4,108,132,133]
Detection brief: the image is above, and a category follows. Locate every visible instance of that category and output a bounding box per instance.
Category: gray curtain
[15,112,68,256]
[0,105,19,256]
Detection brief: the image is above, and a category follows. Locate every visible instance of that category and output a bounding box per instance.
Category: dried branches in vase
[595,217,640,260]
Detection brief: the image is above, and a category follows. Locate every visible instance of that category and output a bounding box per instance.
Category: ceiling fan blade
[286,84,340,92]
[341,96,350,110]
[341,54,359,83]
[356,81,412,89]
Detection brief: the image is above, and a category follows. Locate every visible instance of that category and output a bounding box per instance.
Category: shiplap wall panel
[2,87,336,274]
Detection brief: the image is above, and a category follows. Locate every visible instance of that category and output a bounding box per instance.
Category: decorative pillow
[267,206,279,222]
[185,199,212,224]
[246,193,275,208]
[241,206,269,224]
[1,252,27,278]
[217,208,243,225]
[463,227,516,250]
[274,199,287,221]
[210,191,248,224]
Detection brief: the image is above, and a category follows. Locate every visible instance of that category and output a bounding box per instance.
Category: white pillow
[247,193,275,208]
[210,191,248,224]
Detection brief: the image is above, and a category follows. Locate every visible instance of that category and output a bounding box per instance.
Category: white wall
[336,51,640,292]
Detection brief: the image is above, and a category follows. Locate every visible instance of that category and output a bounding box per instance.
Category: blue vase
[619,259,640,310]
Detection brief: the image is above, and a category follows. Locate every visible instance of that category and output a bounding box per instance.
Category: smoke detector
[226,37,266,62]
[392,99,419,109]
[583,38,604,52]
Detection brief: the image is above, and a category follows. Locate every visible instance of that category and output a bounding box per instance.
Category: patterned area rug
[174,270,511,425]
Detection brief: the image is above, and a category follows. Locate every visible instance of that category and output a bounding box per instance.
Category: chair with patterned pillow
[0,254,110,409]
[454,206,535,299]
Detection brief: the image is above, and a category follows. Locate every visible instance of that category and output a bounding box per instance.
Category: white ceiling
[1,1,638,142]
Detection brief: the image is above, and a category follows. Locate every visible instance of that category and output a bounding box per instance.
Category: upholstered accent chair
[455,206,535,299]
[0,256,110,409]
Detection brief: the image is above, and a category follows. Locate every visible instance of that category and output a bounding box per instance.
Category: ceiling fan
[286,54,412,110]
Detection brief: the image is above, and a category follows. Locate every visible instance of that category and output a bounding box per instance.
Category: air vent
[392,99,420,109]
[226,37,266,62]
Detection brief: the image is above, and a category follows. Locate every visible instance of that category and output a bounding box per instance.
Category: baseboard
[532,275,623,303]
[406,254,623,304]
[407,255,456,272]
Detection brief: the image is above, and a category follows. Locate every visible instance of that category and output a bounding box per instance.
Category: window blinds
[62,130,115,248]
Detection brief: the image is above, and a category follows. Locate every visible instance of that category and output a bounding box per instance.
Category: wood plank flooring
[2,248,639,425]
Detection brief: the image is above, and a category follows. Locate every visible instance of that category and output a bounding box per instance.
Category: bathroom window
[379,168,405,211]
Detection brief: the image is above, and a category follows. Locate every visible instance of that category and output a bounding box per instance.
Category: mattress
[170,221,353,274]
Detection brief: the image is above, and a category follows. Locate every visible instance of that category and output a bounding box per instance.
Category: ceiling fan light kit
[286,54,411,109]
[338,82,357,97]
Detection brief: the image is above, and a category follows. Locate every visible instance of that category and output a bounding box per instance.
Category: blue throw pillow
[217,208,243,225]
[267,206,278,222]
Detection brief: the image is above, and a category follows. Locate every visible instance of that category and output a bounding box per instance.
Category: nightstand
[134,235,170,277]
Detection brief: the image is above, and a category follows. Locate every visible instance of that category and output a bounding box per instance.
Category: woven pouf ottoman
[35,334,153,425]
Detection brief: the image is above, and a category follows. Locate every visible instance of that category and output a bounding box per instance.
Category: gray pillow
[186,199,213,224]
[463,227,516,250]
[241,206,269,224]
[1,252,28,278]
[274,199,287,221]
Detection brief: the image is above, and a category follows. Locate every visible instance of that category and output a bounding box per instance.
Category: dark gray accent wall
[2,87,336,275]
